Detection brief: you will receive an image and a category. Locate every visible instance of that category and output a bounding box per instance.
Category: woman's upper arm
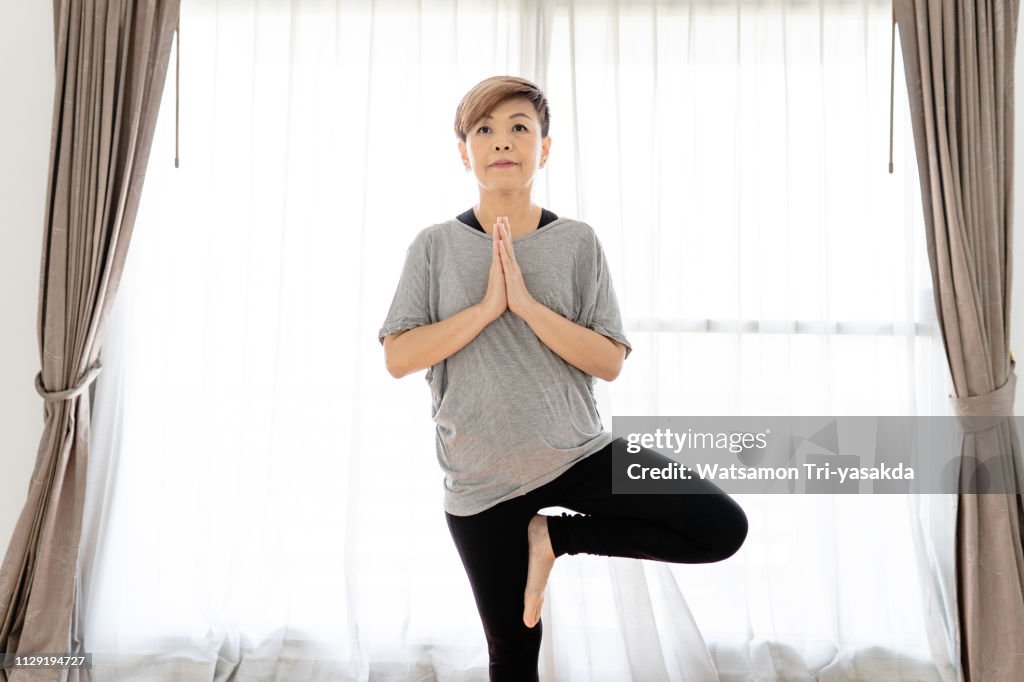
[574,226,633,360]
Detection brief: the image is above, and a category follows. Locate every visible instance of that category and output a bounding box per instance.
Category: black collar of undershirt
[457,207,559,233]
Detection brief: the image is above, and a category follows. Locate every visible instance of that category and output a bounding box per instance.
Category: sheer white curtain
[78,0,958,680]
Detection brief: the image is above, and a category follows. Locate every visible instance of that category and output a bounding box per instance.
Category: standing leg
[445,501,543,682]
[542,438,749,564]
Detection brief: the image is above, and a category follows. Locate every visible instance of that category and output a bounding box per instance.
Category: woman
[378,75,748,681]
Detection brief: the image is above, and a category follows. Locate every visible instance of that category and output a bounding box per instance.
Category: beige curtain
[894,0,1024,679]
[0,0,179,678]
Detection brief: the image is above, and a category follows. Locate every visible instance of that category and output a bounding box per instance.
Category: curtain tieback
[35,360,103,402]
[949,360,1017,433]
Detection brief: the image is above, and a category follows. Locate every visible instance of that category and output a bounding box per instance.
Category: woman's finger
[502,220,515,260]
[499,241,514,277]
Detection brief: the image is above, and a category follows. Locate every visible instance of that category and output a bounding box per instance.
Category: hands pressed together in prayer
[478,215,627,382]
[480,216,536,321]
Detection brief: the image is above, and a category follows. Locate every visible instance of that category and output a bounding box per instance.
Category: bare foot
[524,514,556,628]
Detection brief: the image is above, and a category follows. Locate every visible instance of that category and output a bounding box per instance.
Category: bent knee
[716,501,748,561]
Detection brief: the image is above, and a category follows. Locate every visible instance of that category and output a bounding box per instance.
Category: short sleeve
[575,229,633,360]
[378,230,432,345]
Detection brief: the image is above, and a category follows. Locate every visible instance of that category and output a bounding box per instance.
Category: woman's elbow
[603,342,627,381]
[385,351,410,379]
[599,359,624,382]
[383,333,408,378]
[386,359,405,379]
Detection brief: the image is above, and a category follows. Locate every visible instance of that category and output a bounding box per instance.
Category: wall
[0,1,55,555]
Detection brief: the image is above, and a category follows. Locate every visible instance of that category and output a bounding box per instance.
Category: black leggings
[444,437,749,682]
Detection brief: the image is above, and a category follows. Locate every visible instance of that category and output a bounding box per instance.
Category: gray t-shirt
[377,214,633,516]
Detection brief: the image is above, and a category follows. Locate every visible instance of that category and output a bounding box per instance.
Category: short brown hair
[454,75,551,143]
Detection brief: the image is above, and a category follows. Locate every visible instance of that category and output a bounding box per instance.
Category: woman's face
[459,97,551,190]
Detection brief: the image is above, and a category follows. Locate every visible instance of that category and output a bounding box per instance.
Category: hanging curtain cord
[175,15,180,168]
[889,2,895,174]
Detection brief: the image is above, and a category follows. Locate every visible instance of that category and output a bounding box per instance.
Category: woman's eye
[476,124,528,133]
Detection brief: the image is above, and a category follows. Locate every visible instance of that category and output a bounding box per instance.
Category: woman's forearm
[518,300,626,381]
[385,304,494,378]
